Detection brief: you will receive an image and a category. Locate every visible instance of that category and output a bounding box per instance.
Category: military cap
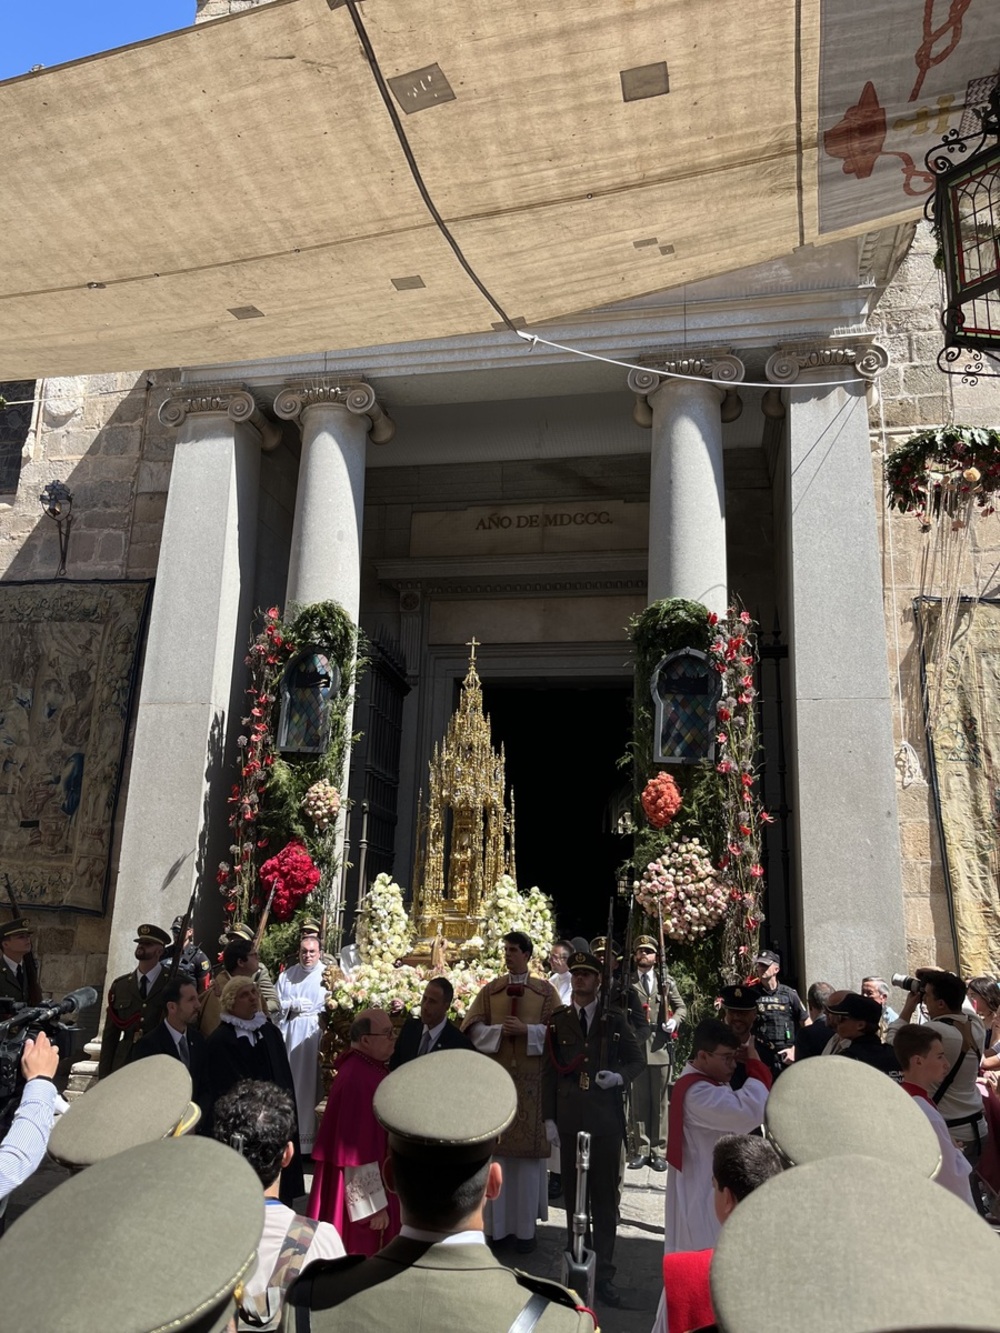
[227,921,255,942]
[589,936,621,959]
[0,1137,263,1333]
[0,916,31,939]
[49,1055,201,1170]
[634,935,659,954]
[719,982,761,1011]
[764,1056,940,1179]
[568,950,602,975]
[134,923,171,948]
[299,917,322,937]
[825,991,881,1025]
[374,1049,516,1160]
[754,948,780,967]
[711,1154,999,1333]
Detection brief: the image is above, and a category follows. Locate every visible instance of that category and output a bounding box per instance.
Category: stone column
[92,387,274,1047]
[767,342,905,987]
[628,354,745,617]
[274,380,394,618]
[273,380,394,942]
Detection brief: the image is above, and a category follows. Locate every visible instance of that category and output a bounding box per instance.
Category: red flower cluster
[260,839,321,922]
[641,772,682,829]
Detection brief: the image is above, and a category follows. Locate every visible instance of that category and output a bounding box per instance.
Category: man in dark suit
[134,974,207,1097]
[389,977,474,1071]
[794,980,835,1061]
[98,923,172,1078]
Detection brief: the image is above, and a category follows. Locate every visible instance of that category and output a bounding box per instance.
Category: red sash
[902,1080,932,1103]
[666,1061,773,1170]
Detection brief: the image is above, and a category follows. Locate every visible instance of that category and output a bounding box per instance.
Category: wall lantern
[926,82,1000,382]
[39,479,73,577]
[277,645,341,754]
[650,648,722,765]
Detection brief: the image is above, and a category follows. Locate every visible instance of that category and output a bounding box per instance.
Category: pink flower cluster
[634,837,729,943]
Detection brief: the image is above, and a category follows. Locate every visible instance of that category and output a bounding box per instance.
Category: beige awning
[1,0,997,378]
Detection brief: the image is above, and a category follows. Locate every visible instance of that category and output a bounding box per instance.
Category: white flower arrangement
[634,836,730,943]
[355,872,414,968]
[478,874,555,972]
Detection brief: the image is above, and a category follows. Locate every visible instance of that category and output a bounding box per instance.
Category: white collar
[136,961,162,987]
[423,1017,448,1042]
[400,1225,486,1246]
[221,1011,268,1041]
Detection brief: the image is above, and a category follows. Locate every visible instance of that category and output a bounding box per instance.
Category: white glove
[663,1017,678,1034]
[595,1070,623,1090]
[544,1119,560,1148]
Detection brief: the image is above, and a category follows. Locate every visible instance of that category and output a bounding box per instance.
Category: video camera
[0,987,97,1109]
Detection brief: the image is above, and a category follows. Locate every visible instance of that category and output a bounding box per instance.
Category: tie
[178,1035,190,1068]
[15,964,24,993]
[578,1007,589,1039]
[418,1028,432,1056]
[139,975,148,1000]
[643,973,652,997]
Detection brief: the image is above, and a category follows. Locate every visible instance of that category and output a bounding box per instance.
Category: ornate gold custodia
[411,642,515,951]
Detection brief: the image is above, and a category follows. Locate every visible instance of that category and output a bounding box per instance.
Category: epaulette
[285,1254,367,1309]
[513,1268,590,1312]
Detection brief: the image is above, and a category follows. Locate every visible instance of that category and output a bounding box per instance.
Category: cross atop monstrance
[410,640,516,955]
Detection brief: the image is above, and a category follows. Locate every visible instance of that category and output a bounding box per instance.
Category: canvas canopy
[1,0,997,378]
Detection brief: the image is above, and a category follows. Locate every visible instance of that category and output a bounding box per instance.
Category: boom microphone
[55,987,98,1018]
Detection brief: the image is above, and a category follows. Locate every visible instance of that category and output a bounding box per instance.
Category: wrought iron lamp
[926,81,1000,382]
[38,480,73,576]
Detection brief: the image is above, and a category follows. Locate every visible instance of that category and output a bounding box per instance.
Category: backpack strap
[269,1214,322,1291]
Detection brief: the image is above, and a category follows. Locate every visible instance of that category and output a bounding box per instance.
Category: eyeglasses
[369,1028,396,1039]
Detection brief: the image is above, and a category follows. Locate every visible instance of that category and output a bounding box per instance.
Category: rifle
[167,886,197,983]
[598,897,615,1069]
[619,890,641,1159]
[252,884,277,953]
[656,899,678,1070]
[3,874,42,1005]
[561,1130,596,1308]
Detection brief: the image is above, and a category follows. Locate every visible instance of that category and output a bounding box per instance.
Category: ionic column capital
[157,384,281,451]
[627,353,745,427]
[273,379,395,445]
[764,340,890,384]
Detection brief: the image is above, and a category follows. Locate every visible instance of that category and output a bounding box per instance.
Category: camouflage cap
[764,1056,940,1177]
[0,1137,263,1333]
[375,1049,516,1160]
[711,1154,999,1333]
[49,1056,201,1170]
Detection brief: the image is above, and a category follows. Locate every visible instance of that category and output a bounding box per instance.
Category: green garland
[885,425,1000,520]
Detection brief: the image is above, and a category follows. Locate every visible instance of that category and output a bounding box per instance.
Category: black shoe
[626,1154,649,1170]
[548,1173,562,1199]
[595,1279,623,1307]
[515,1237,536,1254]
[650,1156,668,1172]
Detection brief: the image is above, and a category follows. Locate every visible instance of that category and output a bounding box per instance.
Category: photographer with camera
[887,969,987,1167]
[0,1030,59,1221]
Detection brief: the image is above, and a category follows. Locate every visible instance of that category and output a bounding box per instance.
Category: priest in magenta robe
[308,1008,401,1256]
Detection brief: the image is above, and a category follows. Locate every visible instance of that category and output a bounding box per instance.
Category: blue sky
[0,1,195,82]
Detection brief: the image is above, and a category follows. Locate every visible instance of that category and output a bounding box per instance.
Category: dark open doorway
[480,680,632,942]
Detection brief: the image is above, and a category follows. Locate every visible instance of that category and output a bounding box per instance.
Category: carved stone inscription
[409,500,649,557]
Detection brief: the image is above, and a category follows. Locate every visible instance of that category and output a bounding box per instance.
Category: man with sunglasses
[628,934,687,1170]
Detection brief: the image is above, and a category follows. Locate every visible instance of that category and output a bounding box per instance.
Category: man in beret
[97,923,172,1078]
[0,917,42,1005]
[286,1049,596,1330]
[461,931,561,1254]
[628,934,687,1170]
[543,949,644,1307]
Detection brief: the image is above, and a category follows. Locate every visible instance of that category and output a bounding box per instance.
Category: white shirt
[135,962,162,990]
[548,971,573,1004]
[908,1092,975,1207]
[420,1017,448,1048]
[241,1199,345,1308]
[400,1225,486,1246]
[164,1021,187,1053]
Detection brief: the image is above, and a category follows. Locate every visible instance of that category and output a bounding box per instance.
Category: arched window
[650,648,722,764]
[277,646,341,754]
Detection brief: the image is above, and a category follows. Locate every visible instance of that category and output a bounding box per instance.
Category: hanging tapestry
[0,580,151,914]
[918,597,1000,975]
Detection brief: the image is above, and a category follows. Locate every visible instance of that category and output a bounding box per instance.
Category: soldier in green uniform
[0,917,42,1005]
[97,923,172,1078]
[628,933,687,1170]
[543,949,645,1308]
[286,1048,596,1330]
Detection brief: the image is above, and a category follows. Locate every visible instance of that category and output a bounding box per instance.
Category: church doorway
[480,680,632,944]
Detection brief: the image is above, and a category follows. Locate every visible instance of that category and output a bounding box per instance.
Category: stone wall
[870,222,1000,972]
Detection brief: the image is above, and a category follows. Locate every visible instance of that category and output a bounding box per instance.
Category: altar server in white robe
[664,1015,772,1254]
[277,934,329,1154]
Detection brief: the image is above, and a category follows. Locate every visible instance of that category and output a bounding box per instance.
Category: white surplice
[663,1061,770,1254]
[276,961,329,1153]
